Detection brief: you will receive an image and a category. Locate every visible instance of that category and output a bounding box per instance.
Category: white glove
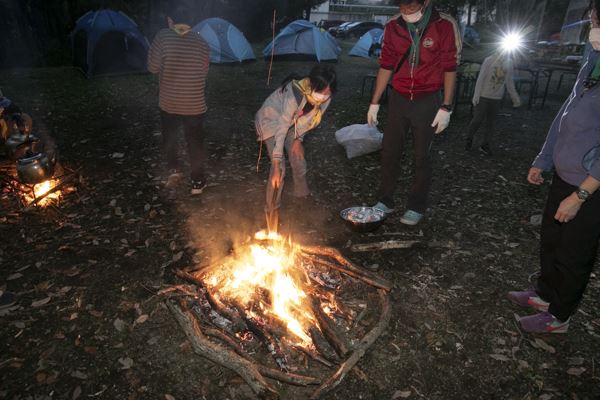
[367,104,380,127]
[431,108,451,134]
[472,96,479,106]
[512,98,521,108]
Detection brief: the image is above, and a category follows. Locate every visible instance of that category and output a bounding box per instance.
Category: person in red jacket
[367,0,461,225]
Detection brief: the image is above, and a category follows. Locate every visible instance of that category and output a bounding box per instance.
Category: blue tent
[349,28,383,58]
[71,9,149,78]
[193,18,255,63]
[263,20,341,62]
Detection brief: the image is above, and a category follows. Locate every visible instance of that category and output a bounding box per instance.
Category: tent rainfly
[349,28,384,58]
[71,9,149,78]
[263,20,341,62]
[193,17,255,63]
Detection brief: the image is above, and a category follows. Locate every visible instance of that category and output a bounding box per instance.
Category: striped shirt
[148,28,210,115]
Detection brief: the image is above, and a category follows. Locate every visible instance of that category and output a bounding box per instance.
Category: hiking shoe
[373,201,394,215]
[465,138,473,151]
[519,311,569,334]
[165,169,183,189]
[190,180,207,195]
[400,210,423,225]
[479,144,493,156]
[507,288,549,312]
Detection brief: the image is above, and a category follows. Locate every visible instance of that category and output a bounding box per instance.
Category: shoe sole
[190,186,207,196]
[507,294,549,312]
[400,216,422,225]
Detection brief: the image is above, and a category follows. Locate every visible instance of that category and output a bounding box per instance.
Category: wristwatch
[575,188,590,201]
[440,104,453,112]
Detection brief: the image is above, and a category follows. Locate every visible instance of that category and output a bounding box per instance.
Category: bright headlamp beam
[501,32,523,52]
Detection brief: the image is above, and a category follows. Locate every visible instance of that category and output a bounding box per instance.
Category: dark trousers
[160,110,206,182]
[536,174,600,321]
[466,97,501,147]
[378,90,439,213]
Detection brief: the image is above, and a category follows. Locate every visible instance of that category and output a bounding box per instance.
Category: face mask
[311,91,330,102]
[590,28,600,51]
[402,8,423,24]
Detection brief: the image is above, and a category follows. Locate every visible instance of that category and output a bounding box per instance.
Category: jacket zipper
[409,28,418,101]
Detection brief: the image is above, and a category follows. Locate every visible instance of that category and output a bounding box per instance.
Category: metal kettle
[16,151,55,185]
[5,130,40,160]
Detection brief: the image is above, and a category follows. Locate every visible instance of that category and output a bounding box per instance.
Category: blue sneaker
[519,311,569,334]
[400,210,423,225]
[373,201,394,215]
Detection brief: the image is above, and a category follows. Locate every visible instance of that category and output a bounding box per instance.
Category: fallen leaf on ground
[31,297,51,307]
[489,354,510,362]
[566,367,585,376]
[392,390,411,399]
[113,318,127,332]
[118,357,133,370]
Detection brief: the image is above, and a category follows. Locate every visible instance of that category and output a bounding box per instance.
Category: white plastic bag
[335,124,383,159]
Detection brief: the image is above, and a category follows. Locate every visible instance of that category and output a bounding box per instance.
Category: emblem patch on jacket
[423,37,434,48]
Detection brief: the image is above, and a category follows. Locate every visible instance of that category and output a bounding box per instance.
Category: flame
[23,179,61,206]
[205,239,314,345]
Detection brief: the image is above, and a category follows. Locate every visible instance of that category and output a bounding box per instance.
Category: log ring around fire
[163,244,392,399]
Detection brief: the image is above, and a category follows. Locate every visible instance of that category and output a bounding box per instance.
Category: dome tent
[349,28,383,58]
[192,18,255,64]
[71,9,149,78]
[263,20,340,62]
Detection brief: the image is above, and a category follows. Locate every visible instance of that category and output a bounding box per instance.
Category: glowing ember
[204,237,315,345]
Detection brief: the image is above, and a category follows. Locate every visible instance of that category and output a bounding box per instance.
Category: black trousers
[378,90,439,213]
[160,110,206,182]
[536,174,600,321]
[466,97,501,147]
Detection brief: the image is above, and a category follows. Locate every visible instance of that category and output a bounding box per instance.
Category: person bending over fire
[255,64,337,232]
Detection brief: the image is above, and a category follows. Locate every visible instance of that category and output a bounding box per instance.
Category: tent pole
[267,9,276,87]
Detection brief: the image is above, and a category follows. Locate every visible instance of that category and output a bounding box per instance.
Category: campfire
[162,232,392,399]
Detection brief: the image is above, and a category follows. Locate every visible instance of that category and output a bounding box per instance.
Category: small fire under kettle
[16,151,56,185]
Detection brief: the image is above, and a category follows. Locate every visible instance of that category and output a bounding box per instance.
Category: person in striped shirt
[148,6,210,195]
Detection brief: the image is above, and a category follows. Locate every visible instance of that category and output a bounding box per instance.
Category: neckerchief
[405,5,432,66]
[172,23,192,36]
[292,78,326,130]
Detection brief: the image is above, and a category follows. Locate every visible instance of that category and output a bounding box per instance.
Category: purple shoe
[519,311,569,334]
[507,288,549,311]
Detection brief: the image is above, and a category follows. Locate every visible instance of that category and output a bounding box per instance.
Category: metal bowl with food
[340,206,387,233]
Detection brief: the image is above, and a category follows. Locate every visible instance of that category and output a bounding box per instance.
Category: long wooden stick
[266,9,277,87]
[349,240,421,252]
[310,289,392,399]
[166,301,279,399]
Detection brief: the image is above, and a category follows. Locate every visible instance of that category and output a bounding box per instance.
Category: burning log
[309,327,339,362]
[310,289,392,400]
[231,301,290,372]
[166,300,279,399]
[311,298,351,358]
[292,344,334,368]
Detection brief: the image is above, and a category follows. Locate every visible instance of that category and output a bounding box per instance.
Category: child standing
[465,52,521,156]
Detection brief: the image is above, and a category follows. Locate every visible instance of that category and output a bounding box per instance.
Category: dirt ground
[1,39,599,400]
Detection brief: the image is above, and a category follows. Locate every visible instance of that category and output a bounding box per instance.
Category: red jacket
[379,9,461,100]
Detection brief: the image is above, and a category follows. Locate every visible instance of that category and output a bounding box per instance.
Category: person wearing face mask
[465,51,521,156]
[255,65,337,232]
[507,0,600,334]
[367,0,461,225]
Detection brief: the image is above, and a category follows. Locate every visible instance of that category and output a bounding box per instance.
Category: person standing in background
[148,6,210,196]
[367,0,461,225]
[465,51,521,156]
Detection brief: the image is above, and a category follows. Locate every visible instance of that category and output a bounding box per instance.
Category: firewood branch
[166,300,279,399]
